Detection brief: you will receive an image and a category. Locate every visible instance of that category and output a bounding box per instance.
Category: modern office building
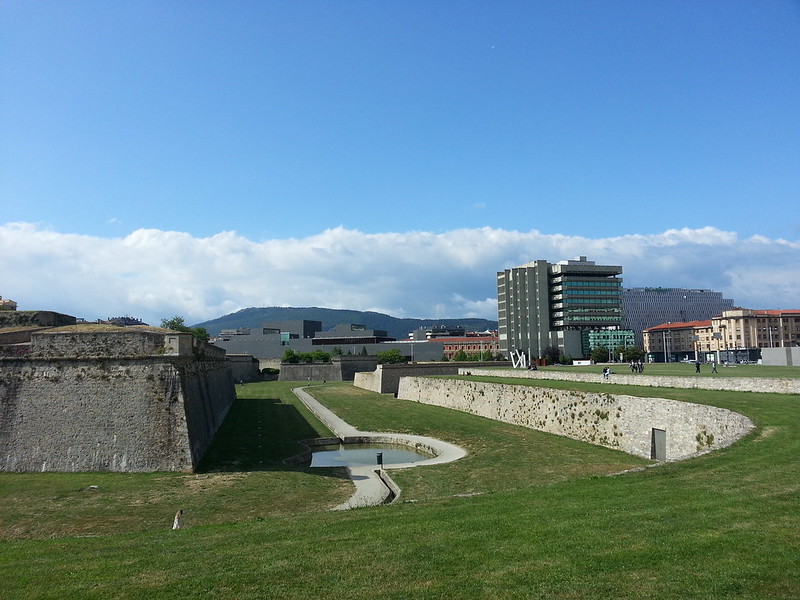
[622,288,735,347]
[497,256,623,360]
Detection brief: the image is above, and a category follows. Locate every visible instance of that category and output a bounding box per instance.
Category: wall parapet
[397,376,754,462]
[460,368,800,395]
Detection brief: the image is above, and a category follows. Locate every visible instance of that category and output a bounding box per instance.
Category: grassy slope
[1,378,798,599]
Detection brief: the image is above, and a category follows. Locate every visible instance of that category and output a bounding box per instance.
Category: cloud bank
[1,223,798,327]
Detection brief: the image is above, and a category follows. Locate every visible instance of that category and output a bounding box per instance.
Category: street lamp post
[662,330,672,363]
[691,335,700,362]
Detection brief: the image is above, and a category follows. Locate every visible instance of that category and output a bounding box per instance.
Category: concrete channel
[292,386,467,510]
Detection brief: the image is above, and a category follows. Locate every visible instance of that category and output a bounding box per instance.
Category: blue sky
[1,2,799,325]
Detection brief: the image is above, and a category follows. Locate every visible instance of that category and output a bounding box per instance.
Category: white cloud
[1,222,798,326]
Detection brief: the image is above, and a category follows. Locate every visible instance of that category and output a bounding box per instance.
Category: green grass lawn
[1,379,798,599]
[0,382,354,540]
[539,362,799,378]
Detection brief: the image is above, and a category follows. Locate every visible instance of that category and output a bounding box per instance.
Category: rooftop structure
[0,296,17,311]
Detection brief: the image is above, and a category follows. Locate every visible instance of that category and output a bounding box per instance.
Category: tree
[453,349,469,361]
[590,346,609,363]
[310,350,331,363]
[376,348,406,364]
[281,349,301,364]
[542,345,561,366]
[161,315,188,331]
[160,316,209,342]
[331,347,344,356]
[619,345,645,362]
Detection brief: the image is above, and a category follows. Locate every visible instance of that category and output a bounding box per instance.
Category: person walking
[695,360,701,373]
[711,360,718,373]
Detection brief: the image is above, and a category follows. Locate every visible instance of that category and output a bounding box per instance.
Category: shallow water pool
[310,443,433,468]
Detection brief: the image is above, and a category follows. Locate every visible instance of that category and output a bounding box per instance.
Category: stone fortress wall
[279,356,380,382]
[0,326,235,472]
[396,376,754,461]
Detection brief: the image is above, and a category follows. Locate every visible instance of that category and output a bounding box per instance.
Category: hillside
[193,307,498,339]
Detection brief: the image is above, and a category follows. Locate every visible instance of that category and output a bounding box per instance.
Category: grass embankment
[1,378,798,599]
[539,362,799,379]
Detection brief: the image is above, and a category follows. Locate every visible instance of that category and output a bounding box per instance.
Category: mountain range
[193,307,498,340]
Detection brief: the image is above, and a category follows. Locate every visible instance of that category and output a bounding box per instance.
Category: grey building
[312,323,394,345]
[622,288,735,347]
[497,256,623,360]
[212,319,445,363]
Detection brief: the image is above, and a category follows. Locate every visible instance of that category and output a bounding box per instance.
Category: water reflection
[310,443,433,468]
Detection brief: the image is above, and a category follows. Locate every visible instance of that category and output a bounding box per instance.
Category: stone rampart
[32,329,167,358]
[0,311,76,328]
[396,377,753,461]
[461,368,800,395]
[279,362,346,382]
[227,354,262,383]
[354,361,511,395]
[336,356,380,381]
[278,356,379,382]
[0,329,236,472]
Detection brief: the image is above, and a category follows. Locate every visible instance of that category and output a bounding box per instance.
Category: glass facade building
[622,288,735,347]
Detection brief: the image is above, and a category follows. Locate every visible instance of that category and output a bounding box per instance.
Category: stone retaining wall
[354,361,511,394]
[396,377,753,461]
[462,368,800,395]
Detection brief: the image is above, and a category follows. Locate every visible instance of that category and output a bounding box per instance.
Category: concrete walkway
[292,386,467,510]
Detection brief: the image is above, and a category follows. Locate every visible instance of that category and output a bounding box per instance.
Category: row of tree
[280,347,411,365]
[589,344,645,364]
[537,344,645,366]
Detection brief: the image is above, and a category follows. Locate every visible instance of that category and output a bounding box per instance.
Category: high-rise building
[497,256,623,360]
[622,288,735,347]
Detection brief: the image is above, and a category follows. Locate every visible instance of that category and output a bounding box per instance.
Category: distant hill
[193,307,498,340]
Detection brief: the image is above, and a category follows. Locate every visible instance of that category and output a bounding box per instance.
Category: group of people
[603,360,644,380]
[695,359,718,373]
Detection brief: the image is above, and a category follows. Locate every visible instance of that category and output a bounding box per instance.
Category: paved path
[292,386,467,510]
